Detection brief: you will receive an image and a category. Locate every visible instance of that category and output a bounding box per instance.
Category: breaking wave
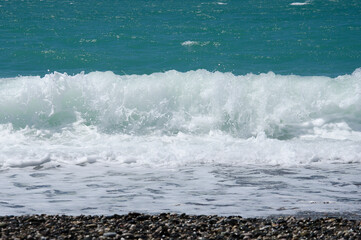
[1,69,361,168]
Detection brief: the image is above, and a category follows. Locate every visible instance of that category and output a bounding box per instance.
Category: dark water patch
[100,194,137,200]
[146,188,165,195]
[86,182,118,188]
[144,176,168,182]
[99,196,128,201]
[213,204,235,207]
[260,206,276,210]
[150,195,165,200]
[81,207,98,211]
[25,185,51,190]
[215,183,240,188]
[54,190,76,195]
[86,184,106,188]
[83,175,105,179]
[304,190,322,194]
[352,182,361,187]
[165,182,181,187]
[336,197,361,203]
[293,175,328,180]
[257,181,290,190]
[106,171,133,177]
[260,169,297,176]
[48,200,72,203]
[29,173,50,178]
[13,182,28,188]
[44,190,77,197]
[106,189,125,194]
[330,181,351,187]
[7,204,25,209]
[185,202,210,206]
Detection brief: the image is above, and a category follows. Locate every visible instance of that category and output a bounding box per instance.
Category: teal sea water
[1,0,360,77]
[1,0,361,217]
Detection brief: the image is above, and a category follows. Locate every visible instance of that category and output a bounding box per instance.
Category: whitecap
[181,40,198,46]
[290,0,311,6]
[1,68,361,168]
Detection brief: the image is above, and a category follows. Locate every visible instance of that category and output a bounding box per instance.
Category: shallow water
[1,162,360,217]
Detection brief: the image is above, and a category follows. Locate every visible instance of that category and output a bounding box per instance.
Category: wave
[1,68,361,168]
[1,69,361,140]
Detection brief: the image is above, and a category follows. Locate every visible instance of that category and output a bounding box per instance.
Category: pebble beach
[1,213,360,239]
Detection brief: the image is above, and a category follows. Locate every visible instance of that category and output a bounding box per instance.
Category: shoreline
[1,213,360,239]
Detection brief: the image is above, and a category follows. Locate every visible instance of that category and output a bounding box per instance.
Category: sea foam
[290,1,311,6]
[1,69,361,168]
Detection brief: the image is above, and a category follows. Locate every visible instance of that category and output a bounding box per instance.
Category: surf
[1,69,361,169]
[1,69,361,139]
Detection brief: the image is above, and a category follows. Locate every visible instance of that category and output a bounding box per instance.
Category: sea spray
[1,69,361,168]
[1,69,361,138]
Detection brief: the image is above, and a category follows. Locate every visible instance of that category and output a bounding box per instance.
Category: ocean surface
[0,0,361,217]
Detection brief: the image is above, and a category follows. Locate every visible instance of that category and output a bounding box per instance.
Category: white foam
[181,41,198,46]
[1,69,361,168]
[181,41,210,46]
[3,69,361,138]
[1,122,361,169]
[290,1,311,6]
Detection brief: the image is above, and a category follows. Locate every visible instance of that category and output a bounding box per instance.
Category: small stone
[260,225,271,230]
[103,232,117,237]
[300,230,308,237]
[136,215,149,221]
[122,233,133,237]
[86,224,97,228]
[326,218,337,223]
[0,213,358,239]
[129,224,136,231]
[226,218,238,225]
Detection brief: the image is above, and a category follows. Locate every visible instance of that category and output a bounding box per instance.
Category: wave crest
[1,69,361,139]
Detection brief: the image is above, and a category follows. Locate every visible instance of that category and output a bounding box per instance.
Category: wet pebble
[0,213,359,239]
[103,232,117,237]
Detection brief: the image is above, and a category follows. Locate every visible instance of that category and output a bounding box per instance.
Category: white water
[0,69,361,216]
[1,69,361,168]
[290,1,312,6]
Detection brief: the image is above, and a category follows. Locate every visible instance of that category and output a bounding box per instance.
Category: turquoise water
[1,0,360,77]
